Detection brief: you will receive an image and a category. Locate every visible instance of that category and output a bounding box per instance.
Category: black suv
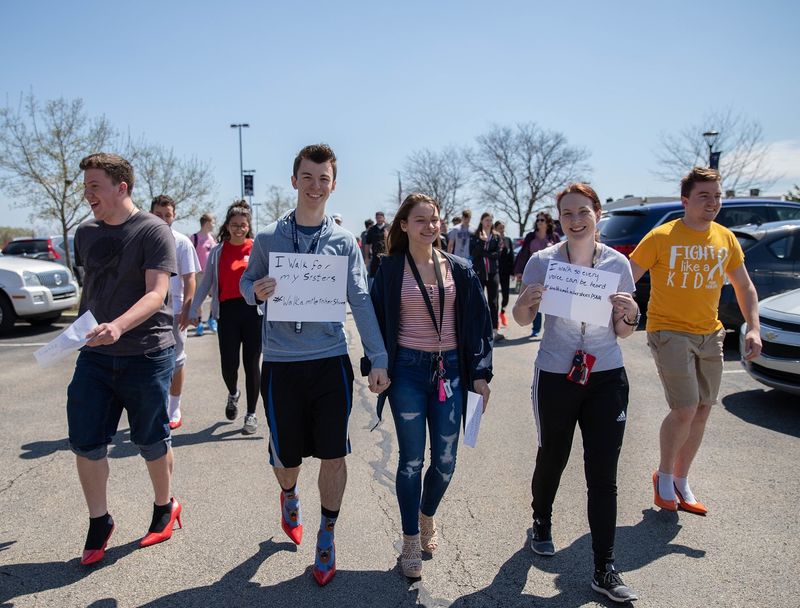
[599,198,800,310]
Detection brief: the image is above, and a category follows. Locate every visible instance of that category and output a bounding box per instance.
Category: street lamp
[230,123,250,198]
[702,130,720,170]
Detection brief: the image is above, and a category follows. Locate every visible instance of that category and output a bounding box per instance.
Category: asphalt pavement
[1,300,798,607]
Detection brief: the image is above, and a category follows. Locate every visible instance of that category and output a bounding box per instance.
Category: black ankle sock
[148,499,174,533]
[321,506,339,520]
[84,513,114,550]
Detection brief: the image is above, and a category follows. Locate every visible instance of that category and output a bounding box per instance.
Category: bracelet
[622,311,641,326]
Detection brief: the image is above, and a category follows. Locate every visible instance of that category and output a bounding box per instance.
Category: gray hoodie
[240,213,388,368]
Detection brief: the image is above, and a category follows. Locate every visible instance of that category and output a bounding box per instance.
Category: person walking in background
[370,193,493,579]
[360,218,374,259]
[513,183,640,603]
[190,201,262,436]
[447,209,472,259]
[70,153,181,566]
[150,195,201,430]
[629,167,761,516]
[514,212,560,337]
[494,220,515,328]
[240,144,389,586]
[191,213,217,336]
[365,211,388,288]
[471,212,504,341]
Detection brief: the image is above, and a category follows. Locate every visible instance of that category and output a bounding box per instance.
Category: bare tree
[401,146,470,221]
[0,94,114,269]
[126,138,216,219]
[468,123,591,237]
[654,109,780,195]
[786,185,800,202]
[262,185,294,224]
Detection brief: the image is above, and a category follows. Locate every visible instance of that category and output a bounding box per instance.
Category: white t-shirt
[171,229,201,314]
[448,226,472,259]
[522,242,635,373]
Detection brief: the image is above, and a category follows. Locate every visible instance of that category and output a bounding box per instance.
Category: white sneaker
[242,413,258,435]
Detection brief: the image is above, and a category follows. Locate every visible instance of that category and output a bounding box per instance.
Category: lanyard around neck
[565,242,599,338]
[405,249,445,344]
[290,211,323,254]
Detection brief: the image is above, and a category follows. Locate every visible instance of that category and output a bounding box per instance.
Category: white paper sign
[267,252,348,322]
[33,311,98,367]
[538,260,621,327]
[463,391,484,448]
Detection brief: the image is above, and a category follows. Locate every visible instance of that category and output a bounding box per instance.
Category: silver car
[740,288,800,395]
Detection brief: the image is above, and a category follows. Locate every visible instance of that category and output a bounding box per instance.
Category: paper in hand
[34,311,98,367]
[463,391,484,448]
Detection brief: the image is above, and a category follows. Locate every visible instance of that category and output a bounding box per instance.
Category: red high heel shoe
[140,499,182,547]
[80,524,115,566]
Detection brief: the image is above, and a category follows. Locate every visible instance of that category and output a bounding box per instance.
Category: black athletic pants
[499,271,511,311]
[217,298,262,414]
[481,273,500,330]
[531,366,629,569]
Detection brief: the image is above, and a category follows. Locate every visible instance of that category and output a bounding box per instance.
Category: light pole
[703,130,720,170]
[230,123,250,198]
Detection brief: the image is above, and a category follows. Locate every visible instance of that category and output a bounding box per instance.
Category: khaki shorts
[646,328,726,408]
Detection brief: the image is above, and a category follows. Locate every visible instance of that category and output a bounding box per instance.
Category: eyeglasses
[536,218,547,223]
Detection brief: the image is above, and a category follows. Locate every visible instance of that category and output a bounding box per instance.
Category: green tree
[0,94,114,269]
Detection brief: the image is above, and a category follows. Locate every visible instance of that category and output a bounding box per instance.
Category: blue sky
[2,0,798,236]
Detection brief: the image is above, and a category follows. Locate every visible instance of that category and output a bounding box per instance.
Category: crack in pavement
[0,453,58,495]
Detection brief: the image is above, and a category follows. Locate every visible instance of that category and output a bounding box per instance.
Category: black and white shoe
[225,390,240,421]
[591,565,638,603]
[530,518,555,556]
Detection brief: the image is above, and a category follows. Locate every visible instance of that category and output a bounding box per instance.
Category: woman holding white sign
[512,183,640,603]
[370,193,493,579]
[190,200,262,435]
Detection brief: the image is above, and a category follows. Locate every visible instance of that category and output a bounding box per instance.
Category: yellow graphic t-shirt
[630,220,744,334]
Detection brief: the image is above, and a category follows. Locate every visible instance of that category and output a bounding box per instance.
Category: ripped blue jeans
[388,347,463,535]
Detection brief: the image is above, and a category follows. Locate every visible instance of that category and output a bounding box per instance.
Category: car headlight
[22,271,42,286]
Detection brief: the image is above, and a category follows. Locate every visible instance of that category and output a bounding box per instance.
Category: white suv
[0,255,79,332]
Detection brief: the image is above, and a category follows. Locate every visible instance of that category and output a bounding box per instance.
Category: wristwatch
[622,310,641,326]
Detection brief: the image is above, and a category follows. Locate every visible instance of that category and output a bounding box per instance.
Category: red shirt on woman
[218,239,253,302]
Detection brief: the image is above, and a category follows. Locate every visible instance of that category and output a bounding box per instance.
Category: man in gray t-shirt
[67,153,180,567]
[447,209,472,259]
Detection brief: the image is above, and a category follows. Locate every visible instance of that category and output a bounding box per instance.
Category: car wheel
[28,312,62,326]
[0,293,16,333]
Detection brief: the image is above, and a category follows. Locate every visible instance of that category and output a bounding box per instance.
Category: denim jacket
[364,251,494,426]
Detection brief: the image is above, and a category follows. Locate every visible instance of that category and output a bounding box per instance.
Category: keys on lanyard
[406,250,449,403]
[432,353,447,402]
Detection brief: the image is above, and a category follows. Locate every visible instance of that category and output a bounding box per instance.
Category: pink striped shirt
[398,261,458,351]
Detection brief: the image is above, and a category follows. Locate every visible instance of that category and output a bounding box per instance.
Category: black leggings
[481,274,500,330]
[498,271,511,311]
[531,366,629,569]
[217,298,262,414]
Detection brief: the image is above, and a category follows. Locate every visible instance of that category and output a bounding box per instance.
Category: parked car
[1,235,84,286]
[599,198,800,310]
[740,288,800,395]
[718,220,800,328]
[50,234,84,285]
[0,255,79,332]
[2,237,62,261]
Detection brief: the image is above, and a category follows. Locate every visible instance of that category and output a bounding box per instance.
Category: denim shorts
[66,347,175,461]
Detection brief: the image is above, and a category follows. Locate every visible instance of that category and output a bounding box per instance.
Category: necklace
[122,206,138,223]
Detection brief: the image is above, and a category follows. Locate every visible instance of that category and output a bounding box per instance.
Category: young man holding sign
[629,167,761,516]
[240,144,389,586]
[513,183,640,603]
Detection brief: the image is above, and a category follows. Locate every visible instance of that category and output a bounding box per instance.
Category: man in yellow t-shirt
[630,167,761,516]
